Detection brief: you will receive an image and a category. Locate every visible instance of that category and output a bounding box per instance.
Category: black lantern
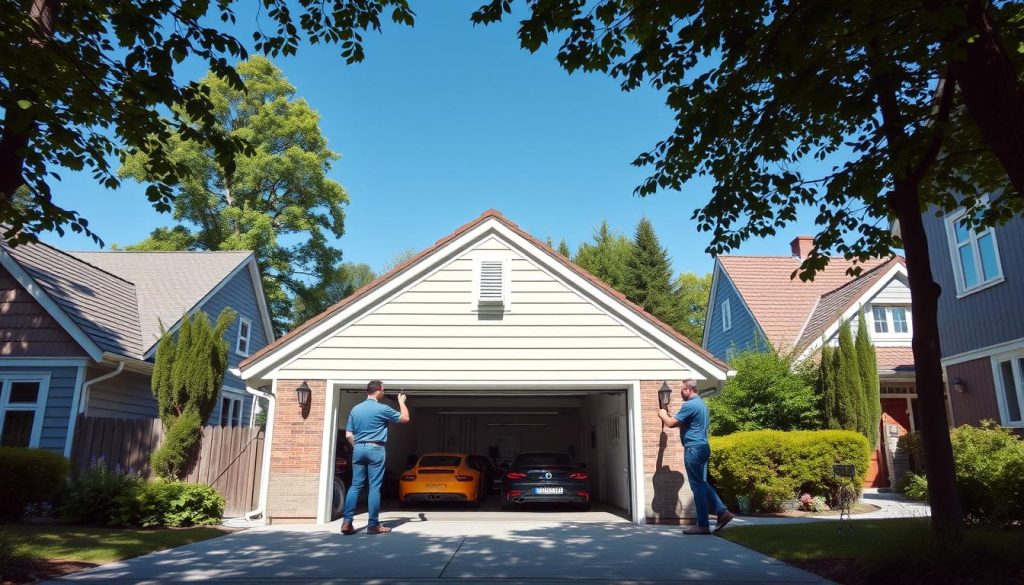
[952,377,968,394]
[295,381,312,407]
[658,381,672,408]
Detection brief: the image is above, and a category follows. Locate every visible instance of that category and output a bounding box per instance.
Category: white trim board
[941,337,1024,367]
[243,218,730,383]
[0,250,104,361]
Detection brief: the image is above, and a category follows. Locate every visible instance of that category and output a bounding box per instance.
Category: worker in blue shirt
[340,380,409,535]
[657,379,734,534]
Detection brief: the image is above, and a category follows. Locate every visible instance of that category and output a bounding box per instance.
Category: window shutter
[478,260,505,305]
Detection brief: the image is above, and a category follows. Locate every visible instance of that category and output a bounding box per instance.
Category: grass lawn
[720,518,1024,585]
[0,523,228,583]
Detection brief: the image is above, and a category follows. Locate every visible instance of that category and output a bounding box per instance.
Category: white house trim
[942,337,1024,367]
[0,372,51,448]
[796,262,910,362]
[242,218,730,383]
[64,365,87,457]
[0,250,104,362]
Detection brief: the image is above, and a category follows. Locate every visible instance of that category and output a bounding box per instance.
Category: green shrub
[710,429,870,513]
[115,480,225,527]
[950,421,1024,526]
[151,409,204,479]
[900,472,929,501]
[60,463,144,525]
[0,447,70,521]
[896,431,926,472]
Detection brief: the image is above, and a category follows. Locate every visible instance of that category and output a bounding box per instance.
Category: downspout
[224,383,275,526]
[78,361,125,416]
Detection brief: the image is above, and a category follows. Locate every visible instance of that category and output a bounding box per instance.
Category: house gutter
[78,360,125,415]
[224,383,275,526]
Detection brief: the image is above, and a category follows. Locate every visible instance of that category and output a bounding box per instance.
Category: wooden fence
[71,416,265,517]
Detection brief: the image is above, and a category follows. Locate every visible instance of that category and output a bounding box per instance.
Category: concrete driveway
[51,512,832,585]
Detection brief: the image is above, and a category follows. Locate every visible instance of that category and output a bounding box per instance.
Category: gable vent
[479,260,505,304]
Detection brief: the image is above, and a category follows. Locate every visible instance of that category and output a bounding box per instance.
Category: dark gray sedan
[500,452,590,510]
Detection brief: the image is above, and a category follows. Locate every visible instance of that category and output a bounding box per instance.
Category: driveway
[50,513,831,584]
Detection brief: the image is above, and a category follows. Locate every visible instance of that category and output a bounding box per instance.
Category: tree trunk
[940,0,1024,197]
[888,182,964,542]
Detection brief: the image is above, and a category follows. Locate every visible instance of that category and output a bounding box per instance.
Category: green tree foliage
[0,0,414,245]
[150,308,235,479]
[557,239,571,257]
[708,349,821,436]
[290,262,375,326]
[382,248,419,274]
[835,321,864,435]
[819,344,839,430]
[856,311,882,449]
[674,272,712,343]
[121,57,349,333]
[471,0,1024,540]
[574,220,632,291]
[624,217,679,326]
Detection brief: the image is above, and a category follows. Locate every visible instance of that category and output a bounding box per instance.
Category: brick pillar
[266,379,327,523]
[640,380,694,524]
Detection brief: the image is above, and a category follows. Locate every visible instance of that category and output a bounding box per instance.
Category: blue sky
[45,1,824,276]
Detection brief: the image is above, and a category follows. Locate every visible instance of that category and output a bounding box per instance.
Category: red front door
[864,398,913,488]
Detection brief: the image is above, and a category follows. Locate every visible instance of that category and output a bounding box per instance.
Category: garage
[239,210,730,526]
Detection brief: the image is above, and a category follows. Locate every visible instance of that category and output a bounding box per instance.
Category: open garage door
[326,386,633,522]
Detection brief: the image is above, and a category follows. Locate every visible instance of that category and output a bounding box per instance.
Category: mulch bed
[1,558,99,585]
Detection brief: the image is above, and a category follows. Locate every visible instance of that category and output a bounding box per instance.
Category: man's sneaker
[340,522,355,535]
[683,525,711,535]
[714,511,735,533]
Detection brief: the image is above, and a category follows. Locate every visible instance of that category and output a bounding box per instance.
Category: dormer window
[871,306,911,337]
[236,317,252,356]
[473,258,511,311]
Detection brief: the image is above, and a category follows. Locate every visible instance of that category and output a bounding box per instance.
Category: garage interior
[330,388,632,518]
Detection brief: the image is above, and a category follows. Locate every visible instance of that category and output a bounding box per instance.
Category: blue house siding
[197,266,268,426]
[0,365,79,454]
[923,207,1024,358]
[86,368,158,420]
[704,268,763,362]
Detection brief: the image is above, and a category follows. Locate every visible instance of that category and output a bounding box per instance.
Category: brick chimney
[790,236,814,259]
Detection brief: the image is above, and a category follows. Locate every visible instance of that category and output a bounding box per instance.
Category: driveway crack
[437,533,469,578]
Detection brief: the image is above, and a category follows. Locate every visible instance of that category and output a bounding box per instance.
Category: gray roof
[3,240,251,360]
[70,251,252,355]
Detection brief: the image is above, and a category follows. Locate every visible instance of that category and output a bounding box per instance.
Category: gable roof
[717,254,903,352]
[70,251,252,353]
[2,238,257,360]
[241,209,730,380]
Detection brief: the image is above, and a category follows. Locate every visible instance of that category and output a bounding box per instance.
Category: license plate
[426,484,446,489]
[535,487,563,495]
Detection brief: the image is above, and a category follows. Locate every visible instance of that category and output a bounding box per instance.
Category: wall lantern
[658,381,673,408]
[952,377,968,394]
[295,381,312,407]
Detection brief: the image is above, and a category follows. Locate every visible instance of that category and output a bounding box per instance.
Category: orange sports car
[399,452,484,507]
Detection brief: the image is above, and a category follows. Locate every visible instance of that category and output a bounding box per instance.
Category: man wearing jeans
[657,379,734,535]
[340,380,409,535]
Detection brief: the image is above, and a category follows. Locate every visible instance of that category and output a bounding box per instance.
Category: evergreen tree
[574,221,633,291]
[150,308,236,478]
[819,344,839,429]
[856,311,882,449]
[624,217,679,326]
[557,239,571,257]
[835,320,864,435]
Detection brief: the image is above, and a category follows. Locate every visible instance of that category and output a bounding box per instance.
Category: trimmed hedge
[0,447,70,521]
[709,429,871,513]
[114,480,225,527]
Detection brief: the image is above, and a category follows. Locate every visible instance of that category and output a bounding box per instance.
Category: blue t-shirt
[346,398,402,443]
[674,395,710,446]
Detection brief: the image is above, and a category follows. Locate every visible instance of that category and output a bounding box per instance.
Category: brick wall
[640,380,695,524]
[267,379,326,523]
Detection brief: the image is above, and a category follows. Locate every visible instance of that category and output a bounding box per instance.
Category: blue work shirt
[674,395,710,446]
[346,398,402,443]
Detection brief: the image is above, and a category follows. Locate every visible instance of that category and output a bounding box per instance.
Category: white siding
[872,276,911,304]
[279,237,695,382]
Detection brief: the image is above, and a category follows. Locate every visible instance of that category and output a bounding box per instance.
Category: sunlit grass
[0,524,227,564]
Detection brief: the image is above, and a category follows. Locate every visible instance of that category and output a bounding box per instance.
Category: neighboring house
[238,210,731,525]
[922,202,1024,432]
[703,237,917,488]
[0,239,275,457]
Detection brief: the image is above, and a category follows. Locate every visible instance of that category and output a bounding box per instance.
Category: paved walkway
[52,516,833,584]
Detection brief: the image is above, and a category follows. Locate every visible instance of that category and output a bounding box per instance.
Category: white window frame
[869,305,913,339]
[0,373,50,448]
[220,388,245,427]
[235,317,252,357]
[721,299,732,332]
[992,350,1024,428]
[471,257,512,312]
[945,208,1004,297]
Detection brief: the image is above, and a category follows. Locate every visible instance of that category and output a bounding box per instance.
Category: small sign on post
[833,464,857,533]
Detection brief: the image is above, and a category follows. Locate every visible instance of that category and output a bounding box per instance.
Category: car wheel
[331,477,346,520]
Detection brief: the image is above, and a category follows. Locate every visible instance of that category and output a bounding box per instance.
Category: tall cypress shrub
[819,344,839,429]
[856,311,881,449]
[151,308,236,478]
[835,320,864,435]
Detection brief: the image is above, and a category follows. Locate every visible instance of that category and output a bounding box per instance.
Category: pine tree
[856,310,881,449]
[574,220,633,290]
[557,239,571,257]
[835,320,863,434]
[150,308,236,478]
[819,344,839,429]
[624,217,679,325]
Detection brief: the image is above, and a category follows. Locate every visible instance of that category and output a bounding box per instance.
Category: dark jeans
[343,443,386,527]
[684,443,728,528]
